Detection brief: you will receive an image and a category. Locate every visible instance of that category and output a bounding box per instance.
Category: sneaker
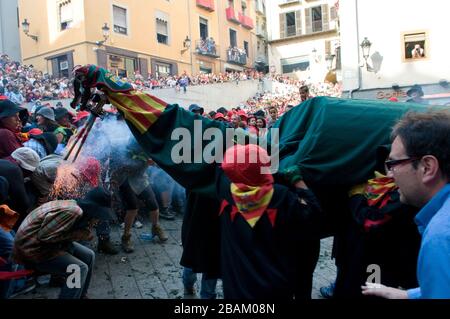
[152,224,168,242]
[9,279,36,298]
[120,221,143,229]
[319,282,336,299]
[159,207,175,221]
[121,234,135,253]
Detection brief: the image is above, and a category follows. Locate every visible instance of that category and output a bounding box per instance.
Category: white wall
[0,0,21,61]
[341,0,450,91]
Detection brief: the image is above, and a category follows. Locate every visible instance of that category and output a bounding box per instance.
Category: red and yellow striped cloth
[219,183,275,228]
[107,91,168,134]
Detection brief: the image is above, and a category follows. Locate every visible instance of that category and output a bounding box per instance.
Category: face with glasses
[387,136,425,207]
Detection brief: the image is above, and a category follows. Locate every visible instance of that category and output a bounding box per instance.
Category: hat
[188,104,204,115]
[74,111,90,123]
[406,84,424,97]
[222,144,273,187]
[77,187,113,221]
[54,108,72,121]
[77,157,100,187]
[36,106,55,121]
[214,113,226,121]
[11,147,40,172]
[237,110,248,120]
[30,132,58,155]
[0,176,9,203]
[0,99,25,119]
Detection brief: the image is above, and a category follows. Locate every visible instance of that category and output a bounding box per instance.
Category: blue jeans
[0,228,15,298]
[33,242,95,299]
[182,267,218,299]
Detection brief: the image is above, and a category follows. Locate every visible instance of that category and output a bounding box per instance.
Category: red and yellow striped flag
[107,91,168,134]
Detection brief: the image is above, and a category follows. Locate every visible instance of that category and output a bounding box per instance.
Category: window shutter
[156,19,168,35]
[279,13,286,38]
[59,1,72,23]
[330,6,337,21]
[305,8,312,34]
[321,4,329,31]
[295,10,302,36]
[139,58,149,79]
[325,40,331,55]
[113,6,127,28]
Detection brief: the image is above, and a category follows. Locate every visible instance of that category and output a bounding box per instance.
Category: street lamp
[21,19,38,41]
[181,36,191,54]
[96,23,110,46]
[360,37,375,72]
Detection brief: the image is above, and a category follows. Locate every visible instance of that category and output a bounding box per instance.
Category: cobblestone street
[15,216,336,299]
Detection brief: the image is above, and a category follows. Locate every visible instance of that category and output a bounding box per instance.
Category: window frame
[401,30,429,63]
[112,4,129,36]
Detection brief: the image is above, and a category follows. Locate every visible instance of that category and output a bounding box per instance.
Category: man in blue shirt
[362,110,450,299]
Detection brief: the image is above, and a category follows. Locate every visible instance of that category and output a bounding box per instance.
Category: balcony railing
[196,0,215,12]
[227,47,247,65]
[286,25,297,37]
[195,39,220,58]
[226,7,240,24]
[256,26,267,38]
[238,13,254,29]
[312,20,323,33]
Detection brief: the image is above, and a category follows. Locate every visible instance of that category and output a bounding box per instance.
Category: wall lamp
[21,19,38,42]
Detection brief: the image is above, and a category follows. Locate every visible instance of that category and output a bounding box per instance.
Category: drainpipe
[349,0,361,98]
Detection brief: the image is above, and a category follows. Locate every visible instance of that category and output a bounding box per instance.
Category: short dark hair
[300,85,309,93]
[391,110,450,180]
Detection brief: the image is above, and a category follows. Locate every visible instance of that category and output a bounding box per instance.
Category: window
[244,41,249,56]
[241,1,247,15]
[281,56,310,74]
[286,12,296,37]
[156,18,169,44]
[229,29,237,47]
[312,6,322,32]
[155,62,171,76]
[59,0,73,31]
[200,18,208,40]
[200,66,212,74]
[113,5,127,35]
[403,32,427,60]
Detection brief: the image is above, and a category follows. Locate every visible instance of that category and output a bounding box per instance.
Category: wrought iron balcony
[227,47,247,65]
[195,39,220,58]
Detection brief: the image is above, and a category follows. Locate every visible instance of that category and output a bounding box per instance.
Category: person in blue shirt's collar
[362,110,450,299]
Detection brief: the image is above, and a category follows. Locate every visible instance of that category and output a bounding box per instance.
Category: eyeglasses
[385,157,420,171]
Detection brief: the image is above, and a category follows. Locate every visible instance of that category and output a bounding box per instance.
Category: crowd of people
[1,57,449,301]
[0,55,74,104]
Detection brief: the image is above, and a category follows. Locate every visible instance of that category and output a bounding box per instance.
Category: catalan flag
[107,91,167,134]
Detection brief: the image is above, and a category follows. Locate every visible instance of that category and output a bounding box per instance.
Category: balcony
[196,0,215,12]
[255,0,265,15]
[195,39,220,58]
[226,7,240,24]
[227,47,247,65]
[256,26,267,38]
[238,13,254,29]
